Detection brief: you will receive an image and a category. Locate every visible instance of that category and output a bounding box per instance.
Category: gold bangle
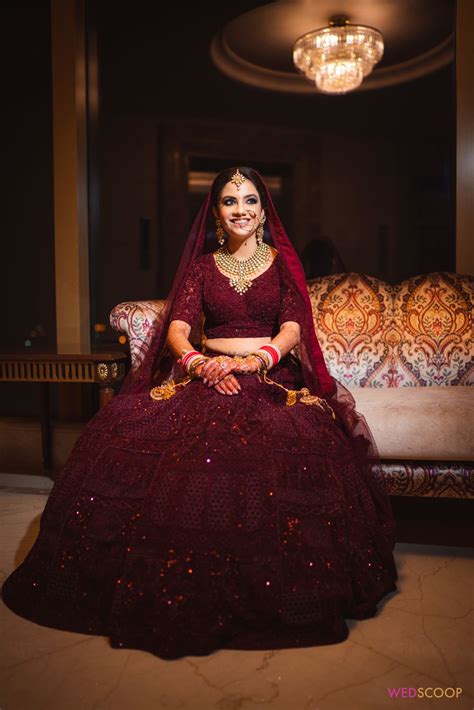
[249,352,268,374]
[188,357,208,378]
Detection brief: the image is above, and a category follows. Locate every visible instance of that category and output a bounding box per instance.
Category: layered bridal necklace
[214,241,272,295]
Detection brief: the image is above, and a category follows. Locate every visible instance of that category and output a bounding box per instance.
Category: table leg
[99,385,114,408]
[40,382,53,474]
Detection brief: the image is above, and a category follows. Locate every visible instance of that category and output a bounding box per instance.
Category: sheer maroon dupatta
[118,172,381,466]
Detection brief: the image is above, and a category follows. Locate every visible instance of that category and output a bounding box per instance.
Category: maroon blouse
[169,251,301,339]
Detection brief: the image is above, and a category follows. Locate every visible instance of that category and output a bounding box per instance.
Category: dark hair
[210,167,268,210]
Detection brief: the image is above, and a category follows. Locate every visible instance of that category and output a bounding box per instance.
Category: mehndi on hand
[232,354,266,375]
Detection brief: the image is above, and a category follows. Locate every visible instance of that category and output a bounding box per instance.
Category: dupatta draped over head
[119,169,379,464]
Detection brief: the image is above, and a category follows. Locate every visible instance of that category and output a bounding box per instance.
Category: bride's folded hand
[232,355,261,376]
[194,362,241,395]
[199,356,235,385]
[195,357,241,394]
[213,372,241,395]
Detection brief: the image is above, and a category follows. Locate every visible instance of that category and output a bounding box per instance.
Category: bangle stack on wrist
[243,343,281,374]
[177,349,208,378]
[255,344,281,370]
[249,353,268,374]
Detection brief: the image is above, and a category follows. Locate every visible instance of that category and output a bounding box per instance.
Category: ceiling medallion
[293,16,384,94]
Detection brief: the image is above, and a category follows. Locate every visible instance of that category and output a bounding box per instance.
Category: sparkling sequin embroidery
[0,247,398,660]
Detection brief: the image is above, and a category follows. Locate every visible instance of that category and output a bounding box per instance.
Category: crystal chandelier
[293,16,384,94]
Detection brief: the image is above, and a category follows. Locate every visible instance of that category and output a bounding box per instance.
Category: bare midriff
[204,336,272,356]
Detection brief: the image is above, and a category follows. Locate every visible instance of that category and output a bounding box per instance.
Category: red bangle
[178,350,201,367]
[260,345,280,366]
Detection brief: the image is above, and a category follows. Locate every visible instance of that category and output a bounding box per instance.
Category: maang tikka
[230,168,246,189]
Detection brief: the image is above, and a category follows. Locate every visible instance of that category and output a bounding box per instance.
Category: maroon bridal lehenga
[1,175,398,659]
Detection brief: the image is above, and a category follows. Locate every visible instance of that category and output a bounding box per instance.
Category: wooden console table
[0,351,129,474]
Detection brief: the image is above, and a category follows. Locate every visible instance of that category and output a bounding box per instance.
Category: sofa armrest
[110,300,204,370]
[110,300,165,369]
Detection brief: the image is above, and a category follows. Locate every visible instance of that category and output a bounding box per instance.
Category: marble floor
[0,475,472,710]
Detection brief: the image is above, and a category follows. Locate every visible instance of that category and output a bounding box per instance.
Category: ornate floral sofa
[111,271,474,500]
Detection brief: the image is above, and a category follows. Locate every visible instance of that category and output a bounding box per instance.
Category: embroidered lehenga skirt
[1,350,398,659]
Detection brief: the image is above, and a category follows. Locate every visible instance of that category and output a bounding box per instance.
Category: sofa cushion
[351,386,474,460]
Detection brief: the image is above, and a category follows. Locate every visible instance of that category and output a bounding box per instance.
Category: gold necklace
[214,242,271,294]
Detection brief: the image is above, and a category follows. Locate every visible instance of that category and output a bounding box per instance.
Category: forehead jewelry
[230,168,246,189]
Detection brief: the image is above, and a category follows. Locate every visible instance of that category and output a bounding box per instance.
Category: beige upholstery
[352,386,474,461]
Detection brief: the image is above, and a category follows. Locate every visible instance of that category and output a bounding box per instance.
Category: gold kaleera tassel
[259,372,336,418]
[150,376,191,401]
[149,362,335,417]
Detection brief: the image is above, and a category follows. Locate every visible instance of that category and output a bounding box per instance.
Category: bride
[1,167,398,659]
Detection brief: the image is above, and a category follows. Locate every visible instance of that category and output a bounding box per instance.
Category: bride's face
[214,180,265,243]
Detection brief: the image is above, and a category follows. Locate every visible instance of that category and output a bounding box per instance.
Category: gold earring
[256,215,266,245]
[215,218,225,245]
